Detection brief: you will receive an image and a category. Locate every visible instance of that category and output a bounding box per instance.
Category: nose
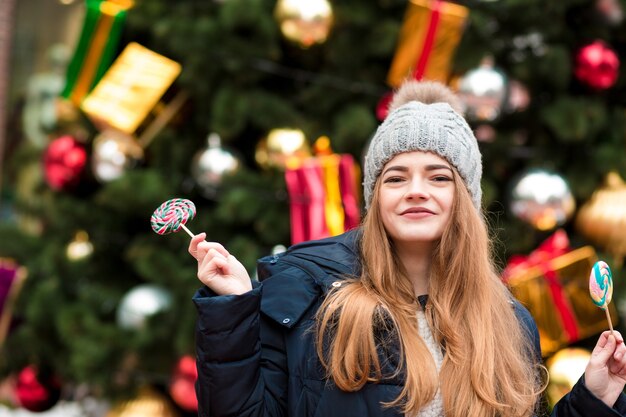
[405,178,429,201]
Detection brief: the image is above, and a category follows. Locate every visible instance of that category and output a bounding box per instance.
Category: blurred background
[1,0,626,415]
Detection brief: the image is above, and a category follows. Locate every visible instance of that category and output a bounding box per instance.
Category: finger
[212,255,231,276]
[617,362,626,377]
[614,339,626,358]
[613,330,624,344]
[610,343,626,373]
[611,351,626,376]
[188,232,206,258]
[199,249,229,274]
[197,241,230,260]
[200,254,230,280]
[609,351,625,374]
[591,332,617,366]
[198,247,225,266]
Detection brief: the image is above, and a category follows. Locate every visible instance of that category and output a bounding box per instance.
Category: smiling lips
[400,207,435,217]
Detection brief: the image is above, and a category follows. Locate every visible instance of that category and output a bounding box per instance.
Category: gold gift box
[507,246,618,357]
[81,42,182,134]
[386,0,468,87]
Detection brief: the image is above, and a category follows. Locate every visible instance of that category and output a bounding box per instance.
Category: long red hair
[316,169,545,416]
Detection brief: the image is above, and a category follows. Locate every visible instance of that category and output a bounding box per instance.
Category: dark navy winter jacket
[193,229,626,416]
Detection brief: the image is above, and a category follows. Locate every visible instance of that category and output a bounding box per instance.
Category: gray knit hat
[363,82,482,210]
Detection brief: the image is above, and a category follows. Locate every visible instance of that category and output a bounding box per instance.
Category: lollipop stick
[605,307,615,336]
[180,223,195,239]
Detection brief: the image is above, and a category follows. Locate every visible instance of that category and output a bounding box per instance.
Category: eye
[383,176,405,183]
[432,174,452,182]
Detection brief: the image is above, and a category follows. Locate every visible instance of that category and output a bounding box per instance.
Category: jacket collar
[257,229,361,328]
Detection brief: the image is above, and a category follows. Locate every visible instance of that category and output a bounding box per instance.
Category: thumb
[591,333,617,366]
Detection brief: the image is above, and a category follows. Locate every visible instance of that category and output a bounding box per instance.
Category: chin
[393,233,442,245]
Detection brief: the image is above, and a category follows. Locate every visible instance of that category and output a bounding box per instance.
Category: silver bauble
[92,130,144,182]
[509,169,576,231]
[116,284,173,330]
[458,58,507,122]
[191,133,241,195]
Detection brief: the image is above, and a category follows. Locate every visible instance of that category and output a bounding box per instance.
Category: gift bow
[502,229,579,343]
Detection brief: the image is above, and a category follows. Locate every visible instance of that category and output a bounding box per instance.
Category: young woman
[189,80,626,417]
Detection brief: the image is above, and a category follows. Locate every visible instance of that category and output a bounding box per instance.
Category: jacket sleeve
[193,282,288,417]
[551,376,626,417]
[511,300,625,416]
[515,299,626,417]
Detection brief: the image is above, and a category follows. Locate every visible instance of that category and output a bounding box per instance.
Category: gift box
[503,231,617,357]
[386,0,468,87]
[285,153,360,245]
[0,259,27,347]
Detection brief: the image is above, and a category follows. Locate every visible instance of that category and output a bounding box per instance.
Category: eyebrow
[382,164,452,176]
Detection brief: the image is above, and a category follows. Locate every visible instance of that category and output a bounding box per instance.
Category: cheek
[378,189,398,212]
[377,200,396,232]
[439,188,455,211]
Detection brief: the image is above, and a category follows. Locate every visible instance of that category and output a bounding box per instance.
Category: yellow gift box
[507,245,618,357]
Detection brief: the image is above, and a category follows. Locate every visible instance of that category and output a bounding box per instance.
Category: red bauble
[375,91,393,121]
[43,135,87,191]
[574,40,620,90]
[15,366,61,412]
[169,355,198,412]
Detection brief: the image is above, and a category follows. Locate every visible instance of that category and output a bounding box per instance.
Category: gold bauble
[576,171,626,264]
[66,230,94,261]
[546,348,591,407]
[255,128,310,170]
[105,386,180,417]
[274,0,334,48]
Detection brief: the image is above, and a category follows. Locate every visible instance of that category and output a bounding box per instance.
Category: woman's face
[378,151,455,249]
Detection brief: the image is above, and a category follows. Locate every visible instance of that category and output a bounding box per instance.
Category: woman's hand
[189,233,253,296]
[584,330,626,407]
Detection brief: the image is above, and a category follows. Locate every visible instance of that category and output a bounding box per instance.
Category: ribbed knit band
[363,101,482,210]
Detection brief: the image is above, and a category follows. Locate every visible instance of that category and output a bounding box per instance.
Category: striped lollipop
[589,260,614,333]
[151,198,196,238]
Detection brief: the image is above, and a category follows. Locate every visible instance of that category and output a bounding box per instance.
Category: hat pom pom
[388,80,464,115]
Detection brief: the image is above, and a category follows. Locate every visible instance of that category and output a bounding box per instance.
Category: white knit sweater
[412,310,445,417]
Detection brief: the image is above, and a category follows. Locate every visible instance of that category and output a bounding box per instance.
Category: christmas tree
[1,0,626,412]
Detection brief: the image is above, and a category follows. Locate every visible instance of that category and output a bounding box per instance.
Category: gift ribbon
[62,0,131,105]
[0,260,27,346]
[299,164,329,243]
[542,267,579,342]
[387,0,468,87]
[503,230,580,342]
[413,0,442,80]
[320,154,345,237]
